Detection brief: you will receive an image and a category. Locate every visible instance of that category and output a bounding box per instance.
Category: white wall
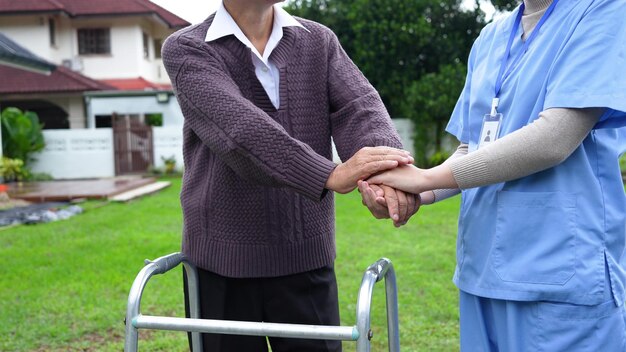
[88,94,183,127]
[70,19,142,79]
[0,16,52,58]
[43,95,87,129]
[393,118,415,155]
[141,22,175,84]
[153,127,183,170]
[31,129,115,179]
[70,17,177,82]
[331,118,414,162]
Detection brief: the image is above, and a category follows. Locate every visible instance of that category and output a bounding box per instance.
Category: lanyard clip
[491,98,499,116]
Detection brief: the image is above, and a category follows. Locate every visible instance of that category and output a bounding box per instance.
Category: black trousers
[184,265,342,352]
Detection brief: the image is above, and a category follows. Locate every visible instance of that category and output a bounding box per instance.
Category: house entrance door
[112,114,154,175]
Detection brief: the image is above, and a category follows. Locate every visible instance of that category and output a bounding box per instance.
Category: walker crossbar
[124,253,400,352]
[132,316,359,340]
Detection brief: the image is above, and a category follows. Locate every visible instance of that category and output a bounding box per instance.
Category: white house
[0,0,189,178]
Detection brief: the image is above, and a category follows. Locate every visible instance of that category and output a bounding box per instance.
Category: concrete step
[108,181,171,202]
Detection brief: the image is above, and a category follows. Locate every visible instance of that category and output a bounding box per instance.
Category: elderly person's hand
[358,181,420,227]
[325,146,413,194]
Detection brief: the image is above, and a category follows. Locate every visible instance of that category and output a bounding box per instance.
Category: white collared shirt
[205,2,308,109]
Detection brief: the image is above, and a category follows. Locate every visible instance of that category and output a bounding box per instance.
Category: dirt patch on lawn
[0,197,30,210]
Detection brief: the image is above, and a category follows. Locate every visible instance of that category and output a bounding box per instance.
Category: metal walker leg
[124,253,400,352]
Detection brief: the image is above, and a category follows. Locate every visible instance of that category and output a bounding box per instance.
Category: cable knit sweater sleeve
[162,32,337,201]
[325,30,404,160]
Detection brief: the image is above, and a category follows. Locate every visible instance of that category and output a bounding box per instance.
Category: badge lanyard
[479,0,560,149]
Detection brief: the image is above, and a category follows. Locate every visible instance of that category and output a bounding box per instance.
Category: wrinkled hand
[326,146,413,194]
[358,182,387,219]
[358,181,420,227]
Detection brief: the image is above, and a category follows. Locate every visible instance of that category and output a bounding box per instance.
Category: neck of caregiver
[420,0,604,204]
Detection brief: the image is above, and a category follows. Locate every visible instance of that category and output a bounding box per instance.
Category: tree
[285,0,356,53]
[491,0,519,12]
[401,62,467,166]
[286,0,484,117]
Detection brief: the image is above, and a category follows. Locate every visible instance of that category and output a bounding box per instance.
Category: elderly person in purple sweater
[162,0,418,351]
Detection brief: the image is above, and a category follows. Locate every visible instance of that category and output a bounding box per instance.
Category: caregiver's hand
[326,146,413,194]
[366,164,424,194]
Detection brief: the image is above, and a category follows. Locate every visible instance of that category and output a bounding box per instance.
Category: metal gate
[113,115,154,175]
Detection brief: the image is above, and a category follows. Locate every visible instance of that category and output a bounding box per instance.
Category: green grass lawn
[0,177,461,351]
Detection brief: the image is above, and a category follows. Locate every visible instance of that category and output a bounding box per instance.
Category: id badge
[478,113,502,149]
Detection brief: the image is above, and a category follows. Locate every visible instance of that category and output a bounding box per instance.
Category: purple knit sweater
[162,14,403,278]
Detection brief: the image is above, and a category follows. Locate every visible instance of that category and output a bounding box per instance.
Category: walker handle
[144,252,185,275]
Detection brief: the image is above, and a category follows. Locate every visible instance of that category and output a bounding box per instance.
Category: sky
[150,0,220,24]
[149,0,498,25]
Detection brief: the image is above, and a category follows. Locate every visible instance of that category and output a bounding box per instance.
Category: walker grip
[144,252,185,274]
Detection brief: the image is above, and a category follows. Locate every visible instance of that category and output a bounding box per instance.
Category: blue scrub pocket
[534,300,626,351]
[492,191,577,285]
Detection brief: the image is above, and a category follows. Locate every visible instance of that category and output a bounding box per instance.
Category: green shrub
[26,172,54,181]
[0,157,29,182]
[147,165,163,176]
[161,155,177,174]
[428,151,450,168]
[145,113,163,127]
[1,107,45,166]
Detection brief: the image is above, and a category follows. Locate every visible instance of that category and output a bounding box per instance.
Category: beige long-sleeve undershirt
[432,108,603,202]
[463,107,600,180]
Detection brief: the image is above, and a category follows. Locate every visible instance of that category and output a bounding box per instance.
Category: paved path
[6,176,156,202]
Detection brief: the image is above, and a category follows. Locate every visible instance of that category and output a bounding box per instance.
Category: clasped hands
[324,146,424,227]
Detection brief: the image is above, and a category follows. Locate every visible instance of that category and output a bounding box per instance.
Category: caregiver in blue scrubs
[361,0,626,350]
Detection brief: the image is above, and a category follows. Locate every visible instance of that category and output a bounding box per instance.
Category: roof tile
[0,64,115,94]
[0,0,189,28]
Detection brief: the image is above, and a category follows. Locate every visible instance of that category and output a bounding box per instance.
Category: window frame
[49,18,56,47]
[77,28,111,56]
[153,38,163,59]
[142,32,150,59]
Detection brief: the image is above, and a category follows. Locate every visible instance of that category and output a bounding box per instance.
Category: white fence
[31,129,116,179]
[31,127,185,179]
[30,119,414,179]
[153,127,184,169]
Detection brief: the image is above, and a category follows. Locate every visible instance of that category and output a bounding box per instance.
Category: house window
[143,32,150,59]
[49,18,56,46]
[95,114,112,128]
[154,38,163,59]
[77,28,110,55]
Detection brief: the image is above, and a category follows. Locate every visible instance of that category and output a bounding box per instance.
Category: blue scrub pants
[460,290,626,351]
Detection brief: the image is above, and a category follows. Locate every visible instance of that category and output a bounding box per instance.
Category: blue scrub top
[446,0,626,306]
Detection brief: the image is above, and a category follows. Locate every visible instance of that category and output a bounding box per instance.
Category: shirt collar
[273,5,308,32]
[205,2,308,61]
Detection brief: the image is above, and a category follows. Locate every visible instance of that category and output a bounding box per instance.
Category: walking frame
[124,252,400,352]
